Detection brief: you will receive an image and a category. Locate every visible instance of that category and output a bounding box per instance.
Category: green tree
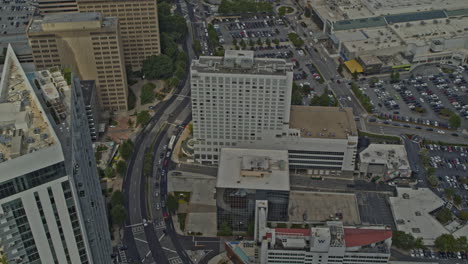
[395,71,400,81]
[273,38,280,45]
[460,211,468,220]
[207,24,220,47]
[111,204,127,226]
[127,118,133,128]
[188,123,193,134]
[136,110,151,126]
[167,193,179,214]
[239,39,246,49]
[218,221,233,236]
[449,114,461,129]
[291,82,303,105]
[111,190,125,207]
[193,39,202,54]
[434,234,458,252]
[140,83,156,105]
[257,38,263,46]
[287,32,304,47]
[116,160,127,176]
[392,231,421,249]
[249,39,254,47]
[444,188,456,199]
[104,167,114,178]
[428,175,439,187]
[119,139,134,161]
[158,4,187,42]
[453,194,462,205]
[232,38,237,46]
[142,55,174,80]
[168,76,180,89]
[247,222,255,236]
[304,7,311,17]
[337,63,344,74]
[436,208,453,224]
[265,38,271,47]
[352,70,359,80]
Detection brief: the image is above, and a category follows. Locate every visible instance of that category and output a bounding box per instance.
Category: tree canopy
[111,190,125,207]
[218,0,272,14]
[137,111,151,126]
[158,2,187,42]
[434,234,468,252]
[140,83,156,105]
[142,55,174,80]
[392,231,424,250]
[111,204,127,226]
[116,160,127,176]
[119,139,134,161]
[449,113,461,129]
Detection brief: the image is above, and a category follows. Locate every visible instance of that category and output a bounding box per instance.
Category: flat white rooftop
[389,187,447,245]
[217,148,290,191]
[0,45,57,163]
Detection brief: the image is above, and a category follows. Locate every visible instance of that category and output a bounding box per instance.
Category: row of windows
[289,159,343,166]
[289,150,345,156]
[289,155,344,161]
[0,162,66,199]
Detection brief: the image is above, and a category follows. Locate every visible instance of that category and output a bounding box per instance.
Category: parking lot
[0,0,35,36]
[211,15,325,103]
[424,143,468,210]
[361,66,468,129]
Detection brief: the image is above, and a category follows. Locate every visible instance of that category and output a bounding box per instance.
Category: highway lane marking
[162,247,177,253]
[134,237,148,244]
[141,250,152,263]
[159,233,165,241]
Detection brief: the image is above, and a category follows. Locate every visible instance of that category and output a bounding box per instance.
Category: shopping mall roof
[334,17,386,31]
[385,10,446,24]
[344,228,392,247]
[446,8,468,17]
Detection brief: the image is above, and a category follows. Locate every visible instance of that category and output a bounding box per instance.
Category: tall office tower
[190,50,294,164]
[37,0,78,14]
[27,12,128,111]
[76,0,161,70]
[0,45,111,263]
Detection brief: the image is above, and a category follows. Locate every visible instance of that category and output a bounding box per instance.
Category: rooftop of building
[225,241,256,264]
[390,16,468,46]
[389,187,447,245]
[216,148,289,191]
[289,106,357,139]
[191,50,293,76]
[36,68,70,101]
[28,12,117,33]
[336,27,404,53]
[265,222,391,251]
[311,0,468,24]
[360,144,410,171]
[0,45,59,164]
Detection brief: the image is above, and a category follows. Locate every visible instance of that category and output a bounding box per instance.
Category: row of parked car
[411,249,468,260]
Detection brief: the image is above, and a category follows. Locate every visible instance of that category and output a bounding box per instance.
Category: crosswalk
[118,249,127,264]
[168,256,183,264]
[132,225,145,235]
[154,220,166,230]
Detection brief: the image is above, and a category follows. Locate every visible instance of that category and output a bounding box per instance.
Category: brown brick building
[27,13,128,111]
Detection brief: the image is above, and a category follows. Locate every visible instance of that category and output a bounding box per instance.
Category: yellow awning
[344,60,363,73]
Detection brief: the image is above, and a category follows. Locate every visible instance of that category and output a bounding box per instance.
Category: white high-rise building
[190,51,358,177]
[190,50,294,164]
[0,45,111,263]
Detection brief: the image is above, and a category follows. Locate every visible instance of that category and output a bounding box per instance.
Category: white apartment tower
[0,46,111,263]
[190,50,294,164]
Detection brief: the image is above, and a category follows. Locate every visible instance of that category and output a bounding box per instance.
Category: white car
[437,130,445,134]
[143,218,148,227]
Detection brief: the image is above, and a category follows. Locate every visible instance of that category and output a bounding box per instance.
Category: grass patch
[441,67,454,74]
[351,82,373,113]
[358,131,402,144]
[140,82,156,105]
[175,192,191,203]
[178,213,187,231]
[278,6,294,16]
